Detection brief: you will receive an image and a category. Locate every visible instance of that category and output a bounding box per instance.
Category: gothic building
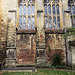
[0,0,75,67]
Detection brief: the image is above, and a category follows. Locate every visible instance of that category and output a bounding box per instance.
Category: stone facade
[0,0,75,67]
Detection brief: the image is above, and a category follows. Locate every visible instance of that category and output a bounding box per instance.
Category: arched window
[49,17,52,28]
[44,0,60,29]
[57,16,60,28]
[53,17,56,28]
[53,5,55,15]
[19,0,35,29]
[68,1,75,27]
[56,5,59,15]
[48,5,51,15]
[45,16,48,28]
[44,4,47,15]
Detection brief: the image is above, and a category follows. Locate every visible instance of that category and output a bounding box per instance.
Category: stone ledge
[16,29,36,34]
[45,29,65,34]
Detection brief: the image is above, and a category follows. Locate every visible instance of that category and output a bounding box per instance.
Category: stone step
[37,57,46,64]
[1,67,37,72]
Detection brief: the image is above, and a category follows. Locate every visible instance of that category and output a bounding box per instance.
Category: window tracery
[19,0,35,29]
[68,0,75,27]
[44,0,60,29]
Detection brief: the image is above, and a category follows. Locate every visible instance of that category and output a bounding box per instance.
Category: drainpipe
[64,29,68,66]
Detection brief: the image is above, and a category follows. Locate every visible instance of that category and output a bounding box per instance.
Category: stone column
[36,0,46,64]
[62,0,72,28]
[71,47,75,69]
[62,0,72,65]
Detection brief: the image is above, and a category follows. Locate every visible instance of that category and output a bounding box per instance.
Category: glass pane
[23,17,26,29]
[57,17,60,28]
[24,5,26,15]
[72,6,75,15]
[73,18,75,27]
[28,5,31,15]
[53,17,57,28]
[48,5,51,15]
[32,5,35,15]
[44,5,47,15]
[19,17,22,29]
[28,17,31,29]
[57,5,59,15]
[45,16,48,28]
[32,17,35,29]
[19,16,22,29]
[49,17,52,28]
[53,5,55,15]
[19,16,22,23]
[19,5,22,15]
[68,5,71,15]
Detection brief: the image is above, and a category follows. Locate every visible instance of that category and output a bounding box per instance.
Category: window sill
[45,29,65,34]
[16,29,36,34]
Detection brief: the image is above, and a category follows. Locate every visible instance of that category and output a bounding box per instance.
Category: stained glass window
[53,5,55,15]
[23,17,26,29]
[68,1,75,27]
[56,5,59,15]
[24,5,26,15]
[28,5,31,15]
[28,17,31,29]
[49,17,52,28]
[32,17,35,29]
[57,17,60,28]
[44,0,60,29]
[19,5,22,15]
[45,17,48,28]
[32,5,35,15]
[53,17,57,28]
[44,5,47,15]
[19,0,35,29]
[48,5,51,15]
[19,16,22,29]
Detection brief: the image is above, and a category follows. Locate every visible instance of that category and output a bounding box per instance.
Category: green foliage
[36,63,51,68]
[73,15,75,18]
[52,52,63,67]
[2,70,75,75]
[63,27,75,38]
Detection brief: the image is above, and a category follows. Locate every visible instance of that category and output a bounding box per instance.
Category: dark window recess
[21,34,23,41]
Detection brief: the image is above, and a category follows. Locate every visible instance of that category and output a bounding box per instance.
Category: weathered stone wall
[17,34,36,64]
[5,0,17,65]
[46,34,66,62]
[0,0,74,66]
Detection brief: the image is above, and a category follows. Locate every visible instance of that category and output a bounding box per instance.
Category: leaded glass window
[48,5,51,15]
[19,0,35,29]
[68,1,75,27]
[53,5,55,15]
[56,5,59,15]
[44,0,60,29]
[44,5,47,15]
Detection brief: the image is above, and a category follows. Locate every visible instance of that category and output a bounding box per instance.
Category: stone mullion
[22,4,23,29]
[51,1,53,28]
[47,4,49,28]
[59,0,63,29]
[72,5,74,26]
[31,4,32,29]
[26,2,28,29]
[55,3,58,28]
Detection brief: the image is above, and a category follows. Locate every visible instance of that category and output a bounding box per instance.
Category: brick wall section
[17,34,36,64]
[17,50,35,64]
[46,34,66,63]
[46,49,64,62]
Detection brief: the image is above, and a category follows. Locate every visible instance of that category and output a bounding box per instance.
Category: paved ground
[0,67,37,72]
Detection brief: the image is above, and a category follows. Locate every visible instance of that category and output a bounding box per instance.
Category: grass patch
[2,70,75,75]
